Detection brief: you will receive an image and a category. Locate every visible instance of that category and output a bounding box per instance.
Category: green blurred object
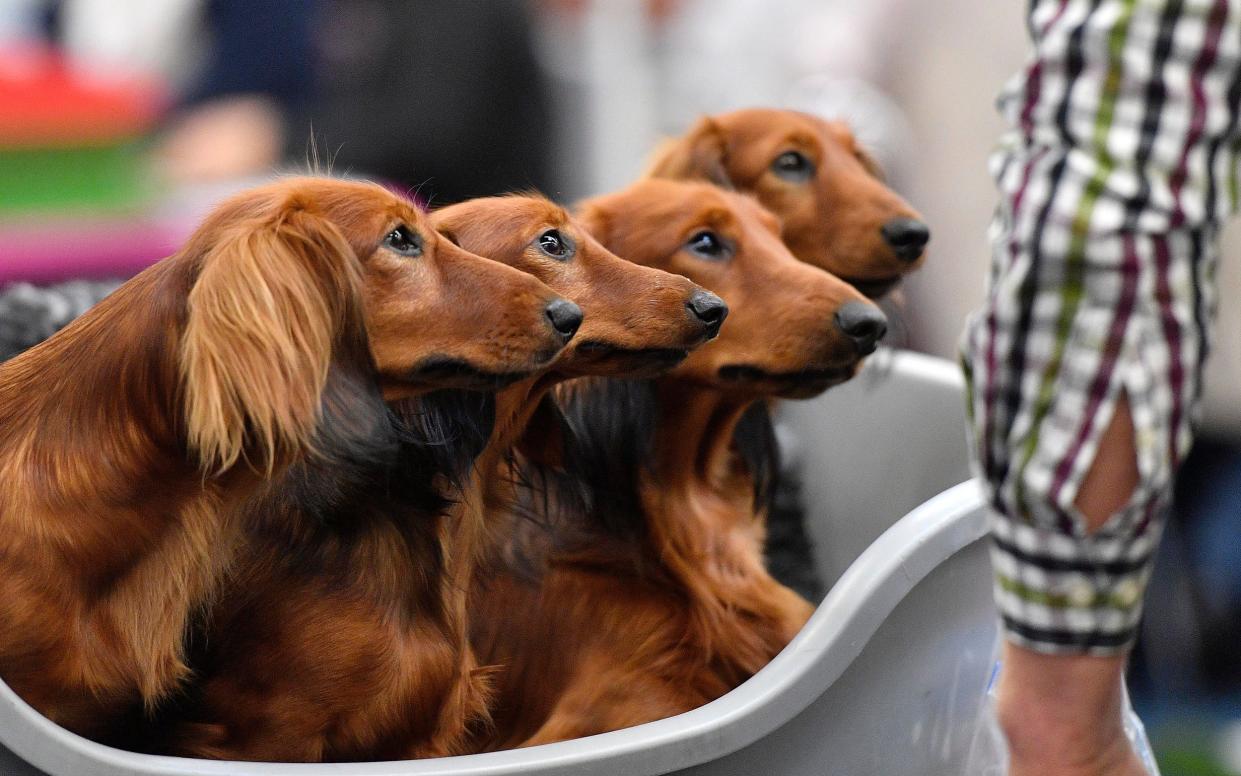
[0,45,165,218]
[0,142,154,216]
[1150,723,1241,776]
[1156,747,1235,776]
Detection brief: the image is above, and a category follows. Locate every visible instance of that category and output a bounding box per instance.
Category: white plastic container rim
[0,479,988,776]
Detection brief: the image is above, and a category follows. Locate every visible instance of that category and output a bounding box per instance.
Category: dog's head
[432,194,723,378]
[178,177,573,473]
[578,179,886,400]
[646,108,928,298]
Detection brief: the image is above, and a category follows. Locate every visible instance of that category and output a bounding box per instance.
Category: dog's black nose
[545,299,583,340]
[880,218,930,262]
[686,290,729,337]
[834,301,887,356]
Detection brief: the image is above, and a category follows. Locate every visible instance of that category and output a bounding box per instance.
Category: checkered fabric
[962,0,1241,654]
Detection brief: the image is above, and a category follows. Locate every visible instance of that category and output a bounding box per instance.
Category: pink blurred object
[0,217,192,285]
[0,177,402,286]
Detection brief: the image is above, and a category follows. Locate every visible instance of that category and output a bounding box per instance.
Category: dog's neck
[446,370,567,601]
[484,375,558,475]
[434,374,558,665]
[646,379,765,528]
[480,371,574,501]
[638,379,804,669]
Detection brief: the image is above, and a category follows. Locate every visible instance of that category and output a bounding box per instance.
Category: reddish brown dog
[433,197,725,738]
[430,194,725,468]
[647,107,929,297]
[162,194,720,762]
[470,180,888,748]
[0,178,570,743]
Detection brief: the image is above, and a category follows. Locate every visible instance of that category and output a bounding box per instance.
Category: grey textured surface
[0,281,122,361]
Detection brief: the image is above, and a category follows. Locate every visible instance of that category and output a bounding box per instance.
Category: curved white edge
[860,348,965,394]
[0,479,990,776]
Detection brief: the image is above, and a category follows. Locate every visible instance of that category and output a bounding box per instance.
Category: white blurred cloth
[0,0,203,87]
[59,0,203,87]
[657,0,917,173]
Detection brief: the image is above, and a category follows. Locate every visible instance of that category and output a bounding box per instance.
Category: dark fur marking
[509,383,782,571]
[732,402,779,514]
[408,356,541,391]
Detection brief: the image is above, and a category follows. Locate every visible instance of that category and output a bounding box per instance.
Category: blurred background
[0,1,1237,772]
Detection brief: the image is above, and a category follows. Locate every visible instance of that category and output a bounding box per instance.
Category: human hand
[997,642,1150,776]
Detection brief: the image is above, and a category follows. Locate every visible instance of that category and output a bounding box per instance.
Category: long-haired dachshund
[646,107,929,298]
[648,107,931,601]
[430,194,726,469]
[160,194,718,762]
[470,179,888,748]
[0,176,571,743]
[433,195,725,706]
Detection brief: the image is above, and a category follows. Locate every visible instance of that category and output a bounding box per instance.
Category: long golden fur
[0,176,568,744]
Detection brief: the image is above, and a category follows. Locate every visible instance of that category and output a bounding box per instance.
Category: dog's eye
[383,226,423,257]
[771,150,814,182]
[537,229,573,260]
[686,230,730,260]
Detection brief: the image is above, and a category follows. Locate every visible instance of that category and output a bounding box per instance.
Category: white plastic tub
[0,350,999,776]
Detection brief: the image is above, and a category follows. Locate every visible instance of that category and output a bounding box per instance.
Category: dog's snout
[880,218,930,262]
[686,290,729,337]
[833,301,887,356]
[545,299,583,340]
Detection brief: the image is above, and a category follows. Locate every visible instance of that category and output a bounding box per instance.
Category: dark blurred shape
[302,0,553,204]
[1129,436,1241,743]
[182,0,317,112]
[1172,438,1241,689]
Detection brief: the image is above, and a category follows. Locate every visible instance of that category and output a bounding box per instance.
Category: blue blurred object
[1128,437,1241,774]
[1188,443,1241,617]
[183,0,317,112]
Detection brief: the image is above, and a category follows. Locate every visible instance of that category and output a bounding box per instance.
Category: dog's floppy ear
[181,204,363,475]
[574,198,612,248]
[644,116,731,188]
